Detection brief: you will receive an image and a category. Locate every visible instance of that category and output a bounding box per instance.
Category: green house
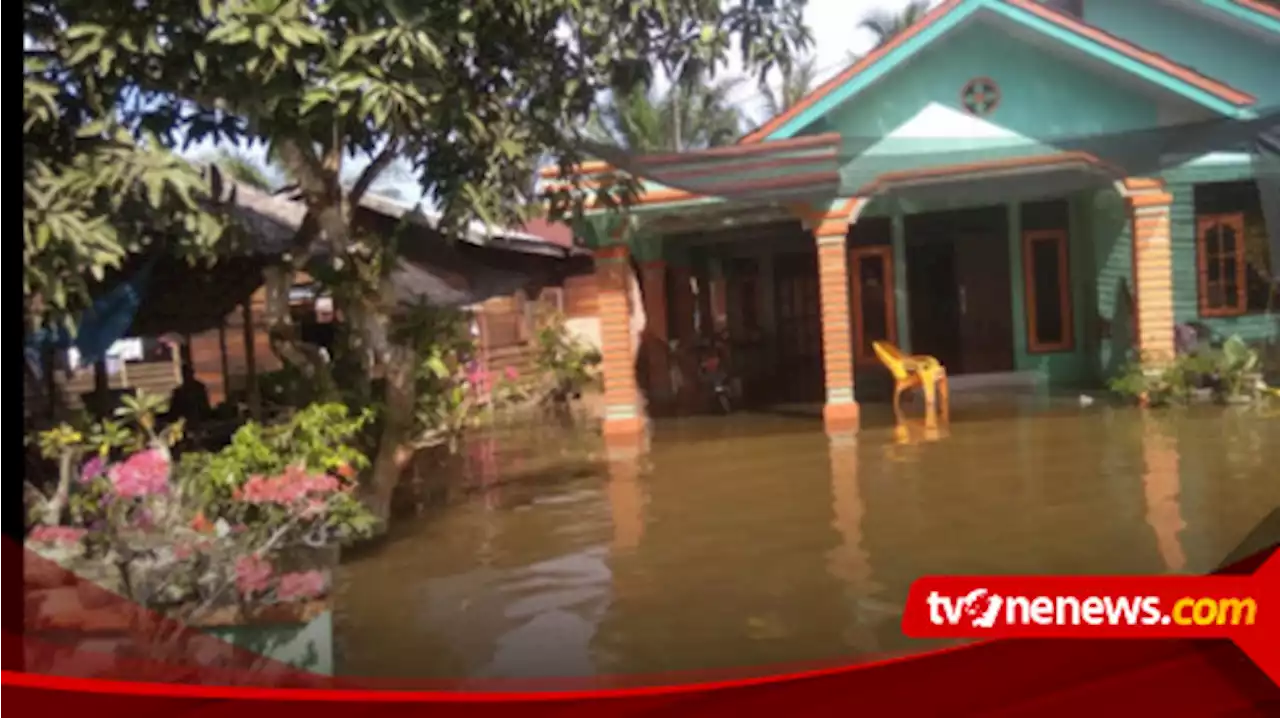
[543,0,1280,434]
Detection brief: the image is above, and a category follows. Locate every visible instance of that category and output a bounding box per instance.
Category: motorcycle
[700,352,734,414]
[697,331,735,414]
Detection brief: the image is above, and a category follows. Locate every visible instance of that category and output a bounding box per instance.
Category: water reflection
[824,431,881,653]
[1141,414,1187,573]
[333,405,1278,682]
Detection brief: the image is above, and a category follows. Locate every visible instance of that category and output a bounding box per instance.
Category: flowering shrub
[107,449,171,498]
[29,525,88,545]
[24,396,374,622]
[532,308,601,407]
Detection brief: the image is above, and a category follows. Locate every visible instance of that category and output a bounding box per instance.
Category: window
[1194,181,1278,317]
[1197,214,1248,316]
[1022,229,1073,353]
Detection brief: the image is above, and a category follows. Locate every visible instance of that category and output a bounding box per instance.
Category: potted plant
[1217,335,1262,404]
[23,395,376,679]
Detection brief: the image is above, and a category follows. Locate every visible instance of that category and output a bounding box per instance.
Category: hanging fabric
[23,255,159,366]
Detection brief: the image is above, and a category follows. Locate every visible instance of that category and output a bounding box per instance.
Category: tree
[859,0,933,50]
[24,0,810,525]
[588,74,747,153]
[761,56,819,118]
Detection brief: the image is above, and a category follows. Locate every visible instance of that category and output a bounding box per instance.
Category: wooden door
[954,233,1015,373]
[773,251,824,403]
[849,246,897,366]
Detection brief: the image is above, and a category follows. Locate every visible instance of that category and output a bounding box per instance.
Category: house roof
[227,180,584,259]
[517,217,575,248]
[537,132,844,208]
[742,0,1257,144]
[1231,0,1280,22]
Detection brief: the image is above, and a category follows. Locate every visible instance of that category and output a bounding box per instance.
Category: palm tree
[205,149,280,192]
[761,57,820,118]
[588,74,746,153]
[859,0,933,50]
[206,147,411,200]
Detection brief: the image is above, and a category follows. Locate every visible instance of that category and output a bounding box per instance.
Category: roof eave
[747,0,1257,145]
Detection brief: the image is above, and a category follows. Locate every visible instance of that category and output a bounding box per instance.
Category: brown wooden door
[849,246,897,366]
[774,251,824,403]
[954,233,1015,374]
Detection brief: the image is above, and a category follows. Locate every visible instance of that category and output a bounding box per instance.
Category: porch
[608,166,1167,431]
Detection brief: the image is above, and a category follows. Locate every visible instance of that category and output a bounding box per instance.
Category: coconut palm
[588,74,746,153]
[205,149,280,192]
[761,57,820,118]
[206,147,411,200]
[859,0,933,50]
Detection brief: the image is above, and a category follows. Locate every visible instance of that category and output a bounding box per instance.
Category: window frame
[1021,228,1074,354]
[1195,212,1248,318]
[848,245,898,366]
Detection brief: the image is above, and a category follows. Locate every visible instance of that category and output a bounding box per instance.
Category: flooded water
[332,400,1278,683]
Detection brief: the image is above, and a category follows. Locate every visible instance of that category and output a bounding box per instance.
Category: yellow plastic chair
[872,341,949,421]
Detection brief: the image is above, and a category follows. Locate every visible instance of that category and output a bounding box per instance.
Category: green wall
[820,20,1162,187]
[1082,0,1280,106]
[1087,185,1138,383]
[1008,193,1097,388]
[1164,161,1279,342]
[1078,160,1277,391]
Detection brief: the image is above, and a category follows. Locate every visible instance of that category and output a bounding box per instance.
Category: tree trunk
[262,265,337,401]
[365,344,418,526]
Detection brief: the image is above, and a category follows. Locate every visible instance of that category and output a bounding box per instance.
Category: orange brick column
[595,245,645,436]
[638,260,672,405]
[815,213,859,431]
[1126,183,1177,365]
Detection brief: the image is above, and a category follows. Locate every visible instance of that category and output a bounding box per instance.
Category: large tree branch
[262,264,338,400]
[273,137,330,200]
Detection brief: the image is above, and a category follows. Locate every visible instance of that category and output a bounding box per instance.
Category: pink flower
[80,456,106,484]
[234,554,274,596]
[466,366,490,390]
[504,366,519,382]
[29,526,87,545]
[238,465,340,508]
[107,449,170,498]
[276,571,328,602]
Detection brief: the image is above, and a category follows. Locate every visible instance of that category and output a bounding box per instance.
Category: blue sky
[184,0,929,205]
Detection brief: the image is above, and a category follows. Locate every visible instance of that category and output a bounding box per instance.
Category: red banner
[3,543,1278,715]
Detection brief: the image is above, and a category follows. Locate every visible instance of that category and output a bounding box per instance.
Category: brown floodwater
[331,397,1279,683]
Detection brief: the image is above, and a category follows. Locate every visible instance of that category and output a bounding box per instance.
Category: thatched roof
[120,181,589,336]
[223,180,584,260]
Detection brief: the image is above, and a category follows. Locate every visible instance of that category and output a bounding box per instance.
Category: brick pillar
[595,245,645,436]
[1127,187,1176,365]
[668,263,700,411]
[638,260,672,405]
[815,214,859,431]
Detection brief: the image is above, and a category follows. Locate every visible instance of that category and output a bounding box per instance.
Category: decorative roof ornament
[961,77,1001,117]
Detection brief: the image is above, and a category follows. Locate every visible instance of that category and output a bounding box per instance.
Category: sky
[731,0,935,123]
[185,0,931,204]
